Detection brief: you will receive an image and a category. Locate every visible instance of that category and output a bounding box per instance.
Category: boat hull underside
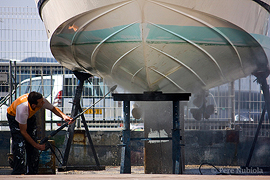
[45,0,270,93]
[51,40,265,93]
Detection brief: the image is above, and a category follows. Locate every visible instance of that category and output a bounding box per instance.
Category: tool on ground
[39,85,117,146]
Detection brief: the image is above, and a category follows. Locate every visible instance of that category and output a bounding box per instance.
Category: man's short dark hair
[28,91,43,105]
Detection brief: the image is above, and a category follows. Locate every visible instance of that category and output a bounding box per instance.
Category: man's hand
[63,115,74,125]
[35,143,46,151]
[19,123,46,151]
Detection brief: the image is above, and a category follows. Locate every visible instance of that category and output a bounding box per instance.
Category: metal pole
[78,105,100,166]
[120,100,131,174]
[245,106,266,167]
[180,102,185,173]
[50,66,53,130]
[172,100,181,174]
[41,66,44,96]
[238,79,241,121]
[18,66,21,96]
[260,78,270,124]
[61,79,84,168]
[103,79,106,120]
[231,81,235,126]
[9,61,12,106]
[245,77,270,167]
[14,61,17,100]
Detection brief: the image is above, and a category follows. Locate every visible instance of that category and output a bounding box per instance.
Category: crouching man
[7,91,73,175]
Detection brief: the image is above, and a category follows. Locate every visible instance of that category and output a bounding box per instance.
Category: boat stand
[112,91,191,174]
[58,71,105,171]
[242,74,270,173]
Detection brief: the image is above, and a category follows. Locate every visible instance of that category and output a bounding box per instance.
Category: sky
[0,0,36,7]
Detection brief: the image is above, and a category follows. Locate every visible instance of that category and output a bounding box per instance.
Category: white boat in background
[35,0,270,94]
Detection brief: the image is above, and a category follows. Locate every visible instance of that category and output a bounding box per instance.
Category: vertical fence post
[14,61,17,100]
[9,61,12,105]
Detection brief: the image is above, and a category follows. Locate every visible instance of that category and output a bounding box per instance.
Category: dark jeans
[7,113,40,175]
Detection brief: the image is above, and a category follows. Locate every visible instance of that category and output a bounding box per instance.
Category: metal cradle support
[59,71,103,171]
[112,91,191,174]
[245,75,270,169]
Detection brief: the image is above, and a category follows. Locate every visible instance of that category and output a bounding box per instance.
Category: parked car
[234,114,254,122]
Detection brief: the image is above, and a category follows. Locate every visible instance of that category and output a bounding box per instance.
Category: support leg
[120,100,131,174]
[259,78,270,122]
[245,76,270,167]
[172,101,182,174]
[60,79,84,169]
[78,105,100,167]
[245,107,266,167]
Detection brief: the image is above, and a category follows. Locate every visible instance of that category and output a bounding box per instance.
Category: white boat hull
[36,0,270,93]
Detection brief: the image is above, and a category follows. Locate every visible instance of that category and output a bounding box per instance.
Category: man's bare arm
[19,123,45,150]
[51,107,73,124]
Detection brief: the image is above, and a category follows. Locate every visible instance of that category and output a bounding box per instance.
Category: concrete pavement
[0,173,270,180]
[1,166,270,179]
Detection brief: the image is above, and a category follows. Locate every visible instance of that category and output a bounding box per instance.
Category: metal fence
[0,63,125,130]
[0,63,270,137]
[185,75,270,137]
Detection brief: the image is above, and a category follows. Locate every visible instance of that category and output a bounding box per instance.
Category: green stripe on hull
[54,23,270,48]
